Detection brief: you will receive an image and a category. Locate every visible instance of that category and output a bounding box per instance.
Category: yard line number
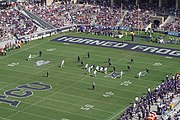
[8,62,19,67]
[61,118,69,120]
[103,91,114,97]
[120,81,132,86]
[80,104,94,111]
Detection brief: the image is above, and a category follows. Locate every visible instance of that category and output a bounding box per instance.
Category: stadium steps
[14,7,44,30]
[22,8,55,30]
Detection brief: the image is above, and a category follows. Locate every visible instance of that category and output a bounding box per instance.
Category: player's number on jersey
[80,104,94,111]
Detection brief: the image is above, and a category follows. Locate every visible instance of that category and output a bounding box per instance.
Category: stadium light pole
[137,4,140,35]
[121,3,123,19]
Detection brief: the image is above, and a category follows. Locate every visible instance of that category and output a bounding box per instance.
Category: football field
[0,32,179,120]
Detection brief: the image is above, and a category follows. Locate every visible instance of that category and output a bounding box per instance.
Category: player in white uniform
[93,70,97,77]
[90,65,94,69]
[100,67,104,72]
[85,64,88,69]
[138,72,142,79]
[104,67,107,74]
[28,54,32,61]
[87,67,91,75]
[61,60,64,68]
[120,71,124,79]
[96,66,99,71]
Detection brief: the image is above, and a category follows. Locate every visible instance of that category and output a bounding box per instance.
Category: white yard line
[51,92,122,107]
[0,116,11,120]
[0,37,178,120]
[1,44,179,70]
[4,50,90,119]
[5,76,100,120]
[20,95,114,114]
[0,69,147,95]
[0,106,55,120]
[0,63,168,84]
[107,107,129,120]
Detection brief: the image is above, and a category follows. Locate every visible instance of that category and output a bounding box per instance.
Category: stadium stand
[0,0,179,120]
[117,73,180,120]
[161,18,180,32]
[0,8,38,37]
[121,6,153,29]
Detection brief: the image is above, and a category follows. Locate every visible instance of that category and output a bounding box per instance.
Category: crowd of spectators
[0,26,10,42]
[70,5,121,26]
[28,3,122,28]
[122,6,154,29]
[161,18,180,32]
[0,1,179,48]
[28,3,74,28]
[75,26,114,36]
[0,8,38,38]
[117,73,180,120]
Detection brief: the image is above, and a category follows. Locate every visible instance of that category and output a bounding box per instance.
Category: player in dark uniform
[108,62,112,67]
[146,68,149,73]
[130,58,134,63]
[88,52,90,58]
[127,65,131,71]
[39,51,42,57]
[113,66,116,72]
[81,61,84,66]
[77,56,80,62]
[108,57,111,63]
[47,71,49,77]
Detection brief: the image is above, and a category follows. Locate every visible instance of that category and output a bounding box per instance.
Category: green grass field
[0,32,179,120]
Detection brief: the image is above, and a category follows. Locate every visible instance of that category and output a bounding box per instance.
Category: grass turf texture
[0,32,179,120]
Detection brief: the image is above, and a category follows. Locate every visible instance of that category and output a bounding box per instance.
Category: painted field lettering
[47,48,56,52]
[0,82,52,107]
[0,95,20,107]
[103,91,114,97]
[8,62,19,67]
[61,118,69,120]
[80,104,94,111]
[52,36,180,58]
[121,81,132,86]
[153,62,162,66]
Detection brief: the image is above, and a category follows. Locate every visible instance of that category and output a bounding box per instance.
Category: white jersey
[28,54,32,61]
[61,60,64,67]
[93,70,97,77]
[104,67,107,74]
[138,72,142,76]
[100,67,103,72]
[120,71,124,76]
[28,54,32,59]
[85,64,88,69]
[88,67,91,73]
[90,65,94,69]
[138,72,142,79]
[96,66,99,71]
[120,71,124,79]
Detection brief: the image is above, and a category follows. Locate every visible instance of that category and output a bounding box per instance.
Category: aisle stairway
[22,8,55,29]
